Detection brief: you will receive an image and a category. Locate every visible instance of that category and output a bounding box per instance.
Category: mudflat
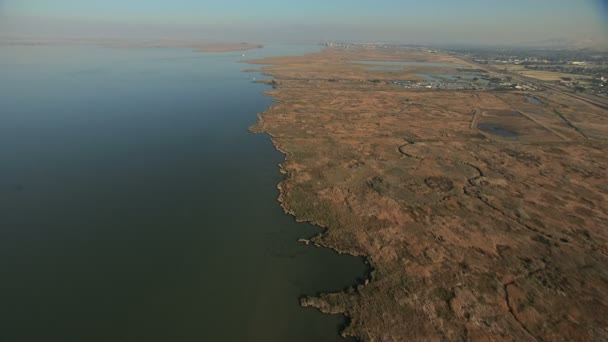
[249,47,608,341]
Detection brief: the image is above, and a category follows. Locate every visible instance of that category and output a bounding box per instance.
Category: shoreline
[248,62,374,339]
[246,47,608,341]
[251,112,375,339]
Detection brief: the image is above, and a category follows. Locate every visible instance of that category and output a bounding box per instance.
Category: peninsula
[249,47,608,341]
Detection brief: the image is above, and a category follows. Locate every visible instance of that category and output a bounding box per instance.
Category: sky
[1,0,607,46]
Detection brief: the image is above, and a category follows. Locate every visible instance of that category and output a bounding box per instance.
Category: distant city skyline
[1,0,607,46]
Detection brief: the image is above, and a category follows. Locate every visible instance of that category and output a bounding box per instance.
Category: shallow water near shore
[0,44,367,341]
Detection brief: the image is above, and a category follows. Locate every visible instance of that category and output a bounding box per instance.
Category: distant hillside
[519,36,608,51]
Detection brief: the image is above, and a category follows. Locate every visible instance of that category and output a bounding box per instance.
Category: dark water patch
[478,123,519,137]
[527,96,543,105]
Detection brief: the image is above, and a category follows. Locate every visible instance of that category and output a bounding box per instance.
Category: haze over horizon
[1,0,607,47]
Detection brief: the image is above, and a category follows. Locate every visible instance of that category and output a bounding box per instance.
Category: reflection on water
[0,45,366,342]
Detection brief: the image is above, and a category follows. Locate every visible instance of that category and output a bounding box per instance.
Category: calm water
[0,45,367,342]
[527,96,543,105]
[478,123,519,137]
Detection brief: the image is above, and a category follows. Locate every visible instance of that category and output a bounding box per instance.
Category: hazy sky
[1,0,607,45]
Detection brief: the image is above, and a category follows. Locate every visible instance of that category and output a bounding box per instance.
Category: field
[249,48,608,341]
[490,64,593,82]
